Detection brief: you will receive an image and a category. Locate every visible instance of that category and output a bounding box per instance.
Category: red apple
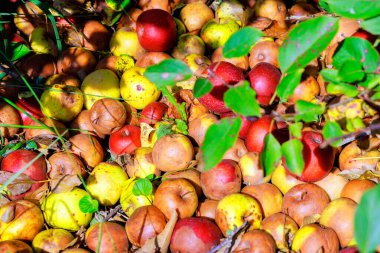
[1,149,47,200]
[285,131,334,182]
[248,62,282,106]
[136,9,177,52]
[245,115,277,153]
[15,97,43,125]
[109,125,141,155]
[170,217,223,253]
[352,29,377,44]
[139,102,168,125]
[200,159,242,200]
[339,247,359,253]
[220,112,252,139]
[199,61,245,114]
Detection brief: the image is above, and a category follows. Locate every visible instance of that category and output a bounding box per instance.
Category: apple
[95,55,135,76]
[188,113,218,145]
[339,247,359,253]
[238,152,267,185]
[0,101,21,138]
[29,27,56,56]
[180,2,214,34]
[46,73,80,87]
[0,200,44,241]
[261,213,299,252]
[57,47,97,79]
[288,76,320,103]
[139,102,168,125]
[282,183,330,226]
[0,240,33,253]
[136,9,177,52]
[200,18,240,50]
[136,52,172,68]
[125,205,166,247]
[172,33,206,60]
[85,222,129,253]
[291,223,340,252]
[315,167,348,200]
[352,29,377,43]
[245,115,277,153]
[16,96,43,125]
[126,147,160,178]
[48,152,86,179]
[69,134,104,168]
[1,149,47,200]
[242,183,283,218]
[109,125,141,156]
[110,28,146,60]
[62,249,90,253]
[86,162,129,206]
[198,61,245,114]
[152,134,194,172]
[182,53,211,76]
[153,178,198,219]
[234,229,276,253]
[196,199,219,220]
[320,197,357,247]
[120,67,161,110]
[248,62,281,106]
[41,188,93,231]
[249,39,279,68]
[32,229,74,253]
[340,179,376,203]
[162,169,202,197]
[20,54,57,81]
[222,137,248,162]
[200,159,242,200]
[271,162,303,194]
[215,193,262,236]
[220,112,252,139]
[170,217,223,253]
[285,131,335,183]
[120,177,155,217]
[211,46,250,71]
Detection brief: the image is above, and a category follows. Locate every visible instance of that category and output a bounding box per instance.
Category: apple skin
[248,62,282,106]
[245,115,277,153]
[340,179,376,203]
[285,131,335,183]
[32,229,75,253]
[220,112,252,139]
[109,125,141,155]
[170,217,223,253]
[136,9,177,52]
[200,159,242,200]
[234,229,277,253]
[196,199,219,220]
[1,149,47,200]
[0,240,33,253]
[352,29,377,43]
[271,162,303,194]
[199,61,245,114]
[139,102,168,125]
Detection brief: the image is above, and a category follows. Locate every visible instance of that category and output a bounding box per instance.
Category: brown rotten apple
[170,217,223,253]
[32,229,74,253]
[153,178,198,219]
[69,134,104,168]
[199,61,245,114]
[136,8,177,52]
[233,229,277,253]
[0,240,33,253]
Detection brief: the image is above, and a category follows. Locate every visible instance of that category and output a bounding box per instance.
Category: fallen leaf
[0,171,33,196]
[1,204,14,223]
[51,174,82,194]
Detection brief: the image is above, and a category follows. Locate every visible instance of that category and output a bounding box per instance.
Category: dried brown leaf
[1,204,14,223]
[0,171,33,196]
[51,174,82,194]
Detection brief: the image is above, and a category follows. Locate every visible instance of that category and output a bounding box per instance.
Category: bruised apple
[0,240,33,253]
[32,229,74,253]
[69,134,104,168]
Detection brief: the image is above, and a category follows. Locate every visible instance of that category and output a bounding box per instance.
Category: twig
[104,204,122,221]
[209,221,249,253]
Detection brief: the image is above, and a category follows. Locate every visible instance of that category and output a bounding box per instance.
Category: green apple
[200,18,239,50]
[81,69,120,110]
[172,34,206,60]
[120,177,154,217]
[120,67,161,110]
[215,0,253,26]
[29,27,54,55]
[41,188,93,231]
[86,162,129,206]
[215,193,262,236]
[40,84,83,122]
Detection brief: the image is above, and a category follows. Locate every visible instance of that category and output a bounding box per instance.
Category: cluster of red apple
[0,0,379,252]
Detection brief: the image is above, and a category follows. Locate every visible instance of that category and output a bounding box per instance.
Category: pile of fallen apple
[0,0,379,252]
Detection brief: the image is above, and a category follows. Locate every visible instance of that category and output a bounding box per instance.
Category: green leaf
[320,69,342,83]
[105,0,130,11]
[201,117,242,171]
[346,117,366,132]
[156,123,174,140]
[324,0,380,19]
[371,92,380,101]
[277,69,304,101]
[289,122,303,139]
[8,43,30,61]
[193,78,212,98]
[333,37,379,73]
[132,178,153,196]
[358,74,380,89]
[278,16,339,73]
[222,26,264,58]
[281,139,304,176]
[295,100,325,123]
[260,133,282,176]
[361,16,380,35]
[25,140,37,150]
[354,184,380,253]
[224,81,261,117]
[175,119,188,135]
[79,195,99,214]
[326,83,359,97]
[338,59,365,83]
[145,59,192,88]
[322,121,343,147]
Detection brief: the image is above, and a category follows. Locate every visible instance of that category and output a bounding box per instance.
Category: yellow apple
[200,18,240,50]
[126,147,160,178]
[32,229,75,253]
[86,162,129,206]
[110,28,146,60]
